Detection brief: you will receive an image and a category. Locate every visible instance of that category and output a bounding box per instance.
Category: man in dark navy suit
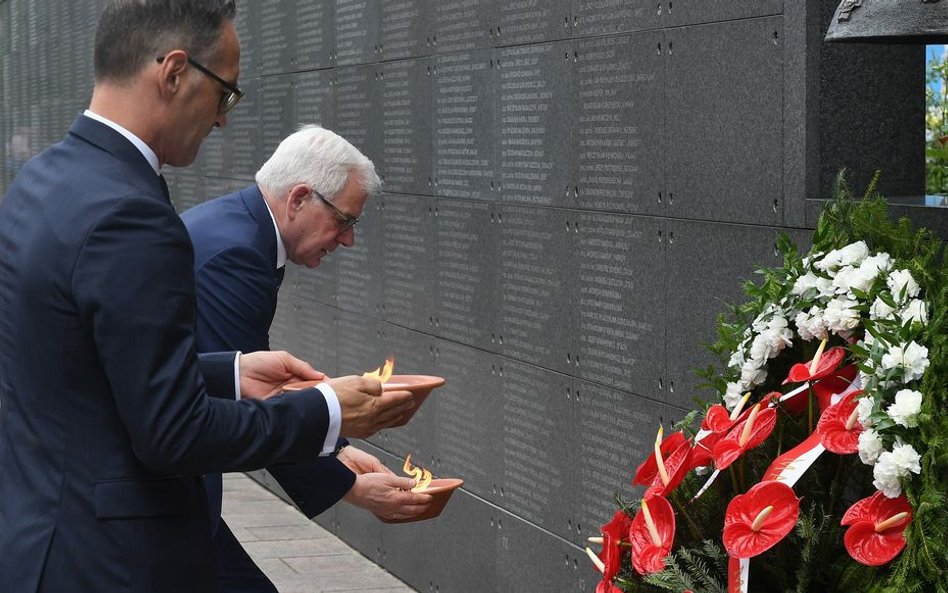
[183,126,431,592]
[0,2,414,592]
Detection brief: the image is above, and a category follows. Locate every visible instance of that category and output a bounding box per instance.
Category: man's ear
[285,185,310,220]
[156,50,189,97]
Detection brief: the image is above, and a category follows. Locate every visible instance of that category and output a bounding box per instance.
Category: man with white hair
[182,125,431,593]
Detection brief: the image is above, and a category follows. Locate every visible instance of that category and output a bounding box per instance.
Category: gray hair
[255,125,381,201]
[94,0,236,82]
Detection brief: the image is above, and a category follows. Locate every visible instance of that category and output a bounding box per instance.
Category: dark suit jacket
[182,185,355,520]
[0,116,332,593]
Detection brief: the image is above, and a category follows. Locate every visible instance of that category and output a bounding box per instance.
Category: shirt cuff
[316,382,342,456]
[232,352,242,401]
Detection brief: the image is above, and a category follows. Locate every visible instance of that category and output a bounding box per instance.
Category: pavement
[221,472,418,593]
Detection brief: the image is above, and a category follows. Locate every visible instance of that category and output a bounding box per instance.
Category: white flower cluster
[721,240,930,498]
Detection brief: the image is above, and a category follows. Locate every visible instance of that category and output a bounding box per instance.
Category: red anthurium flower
[783,345,847,384]
[598,510,632,581]
[841,491,913,566]
[723,481,800,558]
[645,438,693,498]
[688,433,720,471]
[634,428,687,486]
[596,580,622,593]
[816,390,864,454]
[629,496,676,575]
[712,404,777,470]
[811,363,858,411]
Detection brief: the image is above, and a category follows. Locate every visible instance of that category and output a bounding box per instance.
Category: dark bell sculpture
[825,0,948,43]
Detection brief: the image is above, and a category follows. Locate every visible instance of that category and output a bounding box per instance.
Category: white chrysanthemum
[832,264,877,297]
[816,276,836,299]
[869,297,896,321]
[858,429,883,465]
[728,349,745,370]
[723,382,743,410]
[816,241,869,273]
[859,252,892,277]
[856,396,876,428]
[886,269,920,302]
[880,341,930,382]
[899,299,928,325]
[824,297,861,332]
[791,271,820,296]
[890,441,922,475]
[794,306,828,341]
[887,389,923,428]
[872,453,903,497]
[740,359,767,387]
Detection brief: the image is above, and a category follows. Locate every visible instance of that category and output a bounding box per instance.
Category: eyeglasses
[156,55,244,114]
[311,188,359,233]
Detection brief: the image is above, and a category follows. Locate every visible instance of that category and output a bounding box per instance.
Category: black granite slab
[432,0,493,53]
[492,0,571,46]
[258,74,296,162]
[496,204,572,372]
[664,219,786,408]
[569,379,668,539]
[331,64,381,166]
[334,0,380,66]
[573,31,665,215]
[430,339,503,501]
[569,211,666,395]
[257,2,294,75]
[294,69,335,130]
[293,1,334,71]
[335,192,383,318]
[571,0,657,37]
[378,57,432,196]
[379,193,436,331]
[380,0,431,61]
[664,19,783,225]
[495,359,573,535]
[663,0,783,28]
[434,198,498,350]
[496,41,573,207]
[432,49,496,200]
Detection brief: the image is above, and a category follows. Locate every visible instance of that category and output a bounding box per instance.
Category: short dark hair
[94,0,236,82]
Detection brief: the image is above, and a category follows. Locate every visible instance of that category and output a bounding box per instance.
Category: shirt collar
[260,191,287,269]
[83,109,161,176]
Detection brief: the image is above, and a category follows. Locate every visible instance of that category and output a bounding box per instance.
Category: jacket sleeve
[267,456,356,518]
[193,244,275,354]
[72,196,328,475]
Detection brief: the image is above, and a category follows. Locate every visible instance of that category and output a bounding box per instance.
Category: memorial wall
[0,1,933,591]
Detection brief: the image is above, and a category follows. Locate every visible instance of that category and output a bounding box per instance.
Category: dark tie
[158,174,170,201]
[275,265,285,289]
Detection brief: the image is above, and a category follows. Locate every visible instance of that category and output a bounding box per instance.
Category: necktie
[275,265,285,289]
[158,174,170,201]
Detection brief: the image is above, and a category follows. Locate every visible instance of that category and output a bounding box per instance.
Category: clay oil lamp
[368,358,446,427]
[283,357,445,426]
[379,454,463,524]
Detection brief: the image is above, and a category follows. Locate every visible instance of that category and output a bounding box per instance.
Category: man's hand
[330,376,415,439]
[343,473,432,519]
[238,351,325,399]
[337,446,392,475]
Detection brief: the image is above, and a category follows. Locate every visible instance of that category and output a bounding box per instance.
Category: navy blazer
[182,186,355,519]
[0,116,332,593]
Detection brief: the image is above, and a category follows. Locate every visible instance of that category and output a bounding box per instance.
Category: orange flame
[402,453,432,492]
[363,357,395,384]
